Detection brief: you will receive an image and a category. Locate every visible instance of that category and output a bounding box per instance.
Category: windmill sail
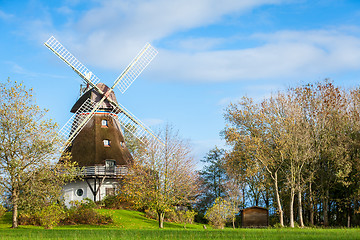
[58,98,96,151]
[114,43,158,94]
[45,36,100,88]
[45,36,164,148]
[111,101,164,147]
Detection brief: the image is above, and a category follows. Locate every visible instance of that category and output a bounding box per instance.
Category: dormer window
[103,139,110,147]
[101,119,108,128]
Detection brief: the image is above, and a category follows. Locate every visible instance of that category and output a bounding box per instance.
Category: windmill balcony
[78,165,128,177]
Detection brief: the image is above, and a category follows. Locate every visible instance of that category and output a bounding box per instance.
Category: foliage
[101,195,132,209]
[196,147,228,214]
[62,199,113,225]
[36,204,66,229]
[223,80,360,227]
[121,124,199,228]
[205,197,233,229]
[0,205,6,219]
[146,208,196,229]
[0,79,78,228]
[175,209,197,228]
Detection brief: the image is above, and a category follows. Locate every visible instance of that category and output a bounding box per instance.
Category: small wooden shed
[241,206,268,228]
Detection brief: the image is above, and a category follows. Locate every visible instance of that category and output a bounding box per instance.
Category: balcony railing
[78,165,128,177]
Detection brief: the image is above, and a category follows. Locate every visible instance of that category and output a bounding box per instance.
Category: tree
[205,197,233,229]
[0,79,77,228]
[224,96,286,226]
[121,124,198,228]
[224,178,242,228]
[223,80,360,227]
[196,147,228,214]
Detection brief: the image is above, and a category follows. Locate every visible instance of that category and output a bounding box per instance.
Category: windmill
[44,36,163,203]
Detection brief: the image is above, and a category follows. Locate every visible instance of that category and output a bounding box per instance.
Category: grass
[1,210,360,239]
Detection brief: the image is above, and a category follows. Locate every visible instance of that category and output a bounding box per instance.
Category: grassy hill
[0,209,205,230]
[1,210,360,240]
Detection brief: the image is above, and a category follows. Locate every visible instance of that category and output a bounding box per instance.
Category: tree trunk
[232,217,235,229]
[242,188,245,208]
[347,206,351,228]
[323,189,329,227]
[309,182,314,225]
[158,212,165,228]
[12,189,18,228]
[290,187,295,228]
[298,188,304,227]
[274,172,284,227]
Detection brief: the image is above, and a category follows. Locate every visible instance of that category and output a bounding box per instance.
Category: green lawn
[1,210,360,239]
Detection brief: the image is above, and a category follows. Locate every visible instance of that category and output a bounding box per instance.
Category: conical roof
[71,83,118,113]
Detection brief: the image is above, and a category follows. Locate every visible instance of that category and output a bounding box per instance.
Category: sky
[1,0,360,164]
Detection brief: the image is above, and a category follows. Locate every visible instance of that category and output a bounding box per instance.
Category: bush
[145,209,158,220]
[0,205,6,219]
[19,204,65,228]
[205,197,233,229]
[36,204,66,229]
[145,208,196,228]
[18,213,40,226]
[62,199,113,225]
[101,195,132,209]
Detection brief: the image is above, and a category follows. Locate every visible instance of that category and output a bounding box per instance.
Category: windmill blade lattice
[45,36,100,87]
[114,101,164,146]
[58,98,96,151]
[115,43,158,94]
[45,36,164,148]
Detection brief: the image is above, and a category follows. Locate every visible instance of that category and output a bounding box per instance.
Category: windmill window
[76,188,84,197]
[120,141,125,148]
[101,119,108,127]
[103,139,110,147]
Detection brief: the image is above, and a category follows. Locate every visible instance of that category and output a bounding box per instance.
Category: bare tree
[121,124,199,228]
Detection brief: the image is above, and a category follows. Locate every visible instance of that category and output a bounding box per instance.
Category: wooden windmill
[44,36,163,203]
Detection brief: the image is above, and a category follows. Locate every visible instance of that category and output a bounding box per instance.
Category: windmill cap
[70,83,119,113]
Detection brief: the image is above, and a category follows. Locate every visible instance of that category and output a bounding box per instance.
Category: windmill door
[105,159,116,174]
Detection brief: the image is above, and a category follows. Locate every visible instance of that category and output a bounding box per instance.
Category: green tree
[0,79,77,228]
[197,147,228,214]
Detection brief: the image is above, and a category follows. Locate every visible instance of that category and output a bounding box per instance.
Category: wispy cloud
[2,61,68,80]
[146,29,360,83]
[142,118,165,127]
[0,10,14,21]
[19,1,360,84]
[20,0,285,68]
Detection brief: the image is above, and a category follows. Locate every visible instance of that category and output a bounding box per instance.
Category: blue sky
[1,0,360,163]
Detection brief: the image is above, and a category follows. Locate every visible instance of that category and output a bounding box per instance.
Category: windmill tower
[44,36,163,204]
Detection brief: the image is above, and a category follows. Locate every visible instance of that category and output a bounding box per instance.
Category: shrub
[36,204,66,229]
[101,195,132,209]
[205,197,233,229]
[0,205,6,219]
[18,213,40,226]
[145,209,158,220]
[62,199,113,225]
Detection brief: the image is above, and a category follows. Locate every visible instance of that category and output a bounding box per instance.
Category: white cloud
[23,0,360,84]
[142,118,165,127]
[38,0,285,70]
[0,10,14,20]
[145,29,360,83]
